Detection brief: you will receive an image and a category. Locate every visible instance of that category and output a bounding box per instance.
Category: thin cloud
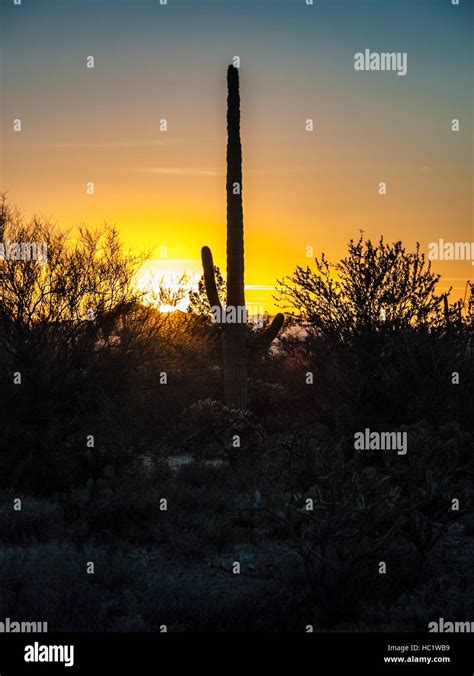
[142,259,200,266]
[36,139,168,149]
[133,167,223,176]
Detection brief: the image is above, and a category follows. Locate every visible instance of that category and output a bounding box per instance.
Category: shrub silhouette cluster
[0,199,472,631]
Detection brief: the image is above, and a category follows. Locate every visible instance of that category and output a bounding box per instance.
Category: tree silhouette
[276,234,447,340]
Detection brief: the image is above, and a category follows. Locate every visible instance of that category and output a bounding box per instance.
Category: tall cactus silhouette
[201,65,284,409]
[468,282,474,325]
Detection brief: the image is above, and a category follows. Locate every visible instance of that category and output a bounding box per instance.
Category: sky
[1,0,472,312]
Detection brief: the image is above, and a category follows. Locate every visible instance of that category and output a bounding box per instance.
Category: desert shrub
[176,398,266,462]
[0,497,62,545]
[249,424,473,626]
[0,543,148,631]
[276,235,446,338]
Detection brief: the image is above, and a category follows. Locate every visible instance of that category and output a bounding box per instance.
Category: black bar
[0,633,472,675]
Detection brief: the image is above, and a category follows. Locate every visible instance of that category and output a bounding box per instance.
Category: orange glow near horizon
[6,133,472,314]
[2,1,472,313]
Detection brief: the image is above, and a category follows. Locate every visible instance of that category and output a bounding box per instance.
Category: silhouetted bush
[1,206,472,630]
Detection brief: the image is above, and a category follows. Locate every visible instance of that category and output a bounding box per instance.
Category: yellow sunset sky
[2,0,472,312]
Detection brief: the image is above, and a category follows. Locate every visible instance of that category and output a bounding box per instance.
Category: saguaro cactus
[201,65,284,409]
[468,282,474,325]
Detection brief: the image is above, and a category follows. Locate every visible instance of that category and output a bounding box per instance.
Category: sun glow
[134,262,200,313]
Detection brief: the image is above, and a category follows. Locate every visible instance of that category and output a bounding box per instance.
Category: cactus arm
[249,312,285,352]
[201,246,222,312]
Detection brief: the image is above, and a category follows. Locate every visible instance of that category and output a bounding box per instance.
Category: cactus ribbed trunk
[469,283,474,325]
[200,66,283,410]
[223,65,247,409]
